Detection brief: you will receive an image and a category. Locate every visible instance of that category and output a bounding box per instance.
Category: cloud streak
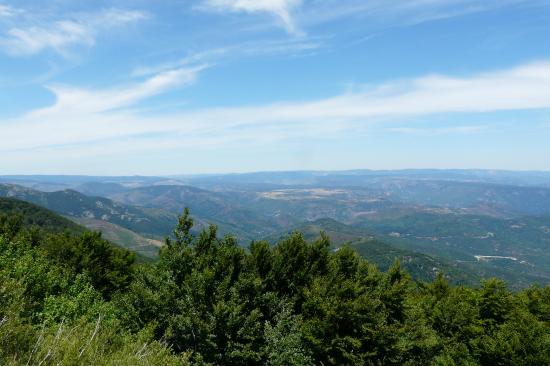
[132,37,325,78]
[200,0,303,34]
[0,8,147,56]
[197,0,547,38]
[1,61,550,159]
[0,4,15,18]
[388,126,487,136]
[32,65,207,117]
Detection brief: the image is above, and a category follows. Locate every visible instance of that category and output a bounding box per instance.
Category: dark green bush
[1,209,549,365]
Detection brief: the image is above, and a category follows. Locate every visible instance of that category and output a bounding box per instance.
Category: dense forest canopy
[0,206,549,365]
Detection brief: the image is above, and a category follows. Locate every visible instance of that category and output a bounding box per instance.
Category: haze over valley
[2,169,550,288]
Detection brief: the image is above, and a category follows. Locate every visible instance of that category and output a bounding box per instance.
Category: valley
[2,169,550,288]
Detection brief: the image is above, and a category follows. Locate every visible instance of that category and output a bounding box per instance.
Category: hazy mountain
[0,197,84,234]
[0,175,185,192]
[262,218,477,284]
[354,212,550,286]
[369,179,550,217]
[0,197,158,260]
[262,217,550,288]
[109,185,291,239]
[69,217,162,259]
[0,183,177,238]
[177,169,550,189]
[3,172,550,288]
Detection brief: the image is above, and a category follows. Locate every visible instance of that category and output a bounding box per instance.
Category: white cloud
[388,126,487,136]
[0,4,15,18]
[201,0,303,34]
[95,8,147,26]
[1,61,550,159]
[0,8,147,56]
[198,0,546,37]
[132,48,229,77]
[3,21,94,55]
[298,0,539,27]
[174,61,550,129]
[132,37,325,77]
[32,65,207,118]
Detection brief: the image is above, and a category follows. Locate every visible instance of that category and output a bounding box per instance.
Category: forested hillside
[0,183,177,238]
[0,197,84,234]
[264,218,481,285]
[1,207,549,365]
[4,176,550,289]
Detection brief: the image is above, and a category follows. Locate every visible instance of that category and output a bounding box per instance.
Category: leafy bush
[0,208,549,365]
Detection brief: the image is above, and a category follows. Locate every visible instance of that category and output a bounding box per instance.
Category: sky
[1,0,550,175]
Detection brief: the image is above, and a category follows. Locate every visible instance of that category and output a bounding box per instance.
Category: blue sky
[1,0,550,175]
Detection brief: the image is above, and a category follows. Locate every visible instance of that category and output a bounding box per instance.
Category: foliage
[0,197,84,235]
[1,208,549,365]
[0,184,177,237]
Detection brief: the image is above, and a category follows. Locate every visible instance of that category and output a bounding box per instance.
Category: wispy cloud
[0,8,147,56]
[197,0,546,37]
[3,21,95,56]
[132,37,325,77]
[2,61,550,159]
[200,0,303,35]
[132,48,228,78]
[32,65,207,117]
[182,60,550,127]
[388,126,487,136]
[298,0,540,27]
[0,4,16,18]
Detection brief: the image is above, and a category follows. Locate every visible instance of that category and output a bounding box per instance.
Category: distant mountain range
[2,169,550,288]
[264,217,550,288]
[0,197,84,234]
[0,183,177,238]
